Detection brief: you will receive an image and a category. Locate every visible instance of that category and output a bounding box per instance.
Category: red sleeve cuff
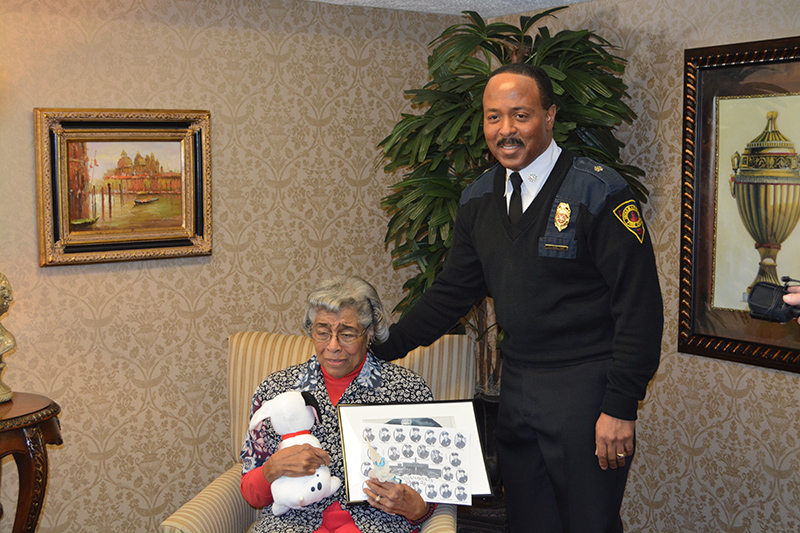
[241,466,274,508]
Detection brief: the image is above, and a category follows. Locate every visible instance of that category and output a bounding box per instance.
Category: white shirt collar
[505,140,562,211]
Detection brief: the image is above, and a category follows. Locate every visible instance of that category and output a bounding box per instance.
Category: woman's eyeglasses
[311,328,368,345]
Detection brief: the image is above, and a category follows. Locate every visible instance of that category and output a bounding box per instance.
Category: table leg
[12,426,48,533]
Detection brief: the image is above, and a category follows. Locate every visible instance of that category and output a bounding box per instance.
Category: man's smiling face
[482,72,556,171]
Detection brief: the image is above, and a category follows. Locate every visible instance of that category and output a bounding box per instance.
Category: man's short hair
[487,63,554,110]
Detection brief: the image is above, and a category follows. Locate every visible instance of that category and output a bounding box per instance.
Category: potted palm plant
[379,7,647,396]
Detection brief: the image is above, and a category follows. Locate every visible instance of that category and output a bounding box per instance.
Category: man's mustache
[497,137,524,147]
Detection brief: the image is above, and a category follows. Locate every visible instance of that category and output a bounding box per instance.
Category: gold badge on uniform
[554,202,571,232]
[613,199,645,243]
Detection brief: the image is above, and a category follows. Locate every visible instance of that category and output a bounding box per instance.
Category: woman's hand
[262,444,330,483]
[364,479,429,521]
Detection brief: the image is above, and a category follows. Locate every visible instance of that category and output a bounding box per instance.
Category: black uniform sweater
[377,150,663,420]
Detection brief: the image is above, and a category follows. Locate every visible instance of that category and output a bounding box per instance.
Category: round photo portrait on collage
[363,427,374,442]
[431,449,443,464]
[402,444,414,458]
[388,446,400,461]
[425,430,436,445]
[426,484,438,499]
[417,444,429,459]
[442,466,453,481]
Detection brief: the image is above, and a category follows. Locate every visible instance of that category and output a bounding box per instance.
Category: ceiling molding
[309,0,594,18]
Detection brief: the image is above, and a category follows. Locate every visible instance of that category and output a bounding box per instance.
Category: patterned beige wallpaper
[0,0,798,531]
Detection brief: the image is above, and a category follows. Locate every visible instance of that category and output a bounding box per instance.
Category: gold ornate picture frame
[34,108,212,266]
[679,37,800,371]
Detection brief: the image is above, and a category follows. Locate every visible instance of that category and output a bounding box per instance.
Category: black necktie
[509,172,523,225]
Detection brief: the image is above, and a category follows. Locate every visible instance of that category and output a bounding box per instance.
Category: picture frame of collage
[338,400,491,505]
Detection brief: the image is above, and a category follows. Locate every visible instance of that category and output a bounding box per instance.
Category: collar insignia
[614,200,645,243]
[554,202,571,232]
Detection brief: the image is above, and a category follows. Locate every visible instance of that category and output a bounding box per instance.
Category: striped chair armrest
[160,464,259,533]
[421,503,457,533]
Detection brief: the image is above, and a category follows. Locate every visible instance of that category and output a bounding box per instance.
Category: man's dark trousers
[496,357,631,533]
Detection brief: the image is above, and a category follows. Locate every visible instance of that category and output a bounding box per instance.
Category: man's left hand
[595,412,635,470]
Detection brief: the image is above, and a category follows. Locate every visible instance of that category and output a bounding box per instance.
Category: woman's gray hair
[302,275,390,344]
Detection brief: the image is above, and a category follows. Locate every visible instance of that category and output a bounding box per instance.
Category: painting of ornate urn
[730,110,800,291]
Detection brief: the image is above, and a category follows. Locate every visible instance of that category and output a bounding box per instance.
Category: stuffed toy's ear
[301,391,321,425]
[248,399,274,431]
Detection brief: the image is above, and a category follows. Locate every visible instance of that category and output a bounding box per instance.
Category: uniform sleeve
[373,202,489,361]
[589,191,663,420]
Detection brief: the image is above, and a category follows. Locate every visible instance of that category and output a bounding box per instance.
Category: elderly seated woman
[240,275,437,533]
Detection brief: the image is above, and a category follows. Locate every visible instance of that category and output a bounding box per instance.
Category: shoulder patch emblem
[613,200,645,243]
[554,202,571,231]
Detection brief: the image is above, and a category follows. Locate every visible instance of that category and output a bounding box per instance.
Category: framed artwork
[338,400,490,504]
[34,108,212,266]
[679,36,800,371]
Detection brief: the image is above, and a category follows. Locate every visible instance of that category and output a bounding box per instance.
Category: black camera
[747,277,800,323]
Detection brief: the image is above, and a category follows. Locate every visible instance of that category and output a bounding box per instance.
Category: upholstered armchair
[161,331,475,533]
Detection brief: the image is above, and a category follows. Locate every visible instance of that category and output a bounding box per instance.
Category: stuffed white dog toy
[248,390,342,515]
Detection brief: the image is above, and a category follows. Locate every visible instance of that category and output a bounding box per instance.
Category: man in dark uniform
[373,63,663,532]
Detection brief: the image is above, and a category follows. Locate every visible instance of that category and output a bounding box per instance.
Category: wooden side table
[0,393,62,533]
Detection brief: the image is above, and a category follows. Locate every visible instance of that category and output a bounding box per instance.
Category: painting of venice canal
[67,140,183,232]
